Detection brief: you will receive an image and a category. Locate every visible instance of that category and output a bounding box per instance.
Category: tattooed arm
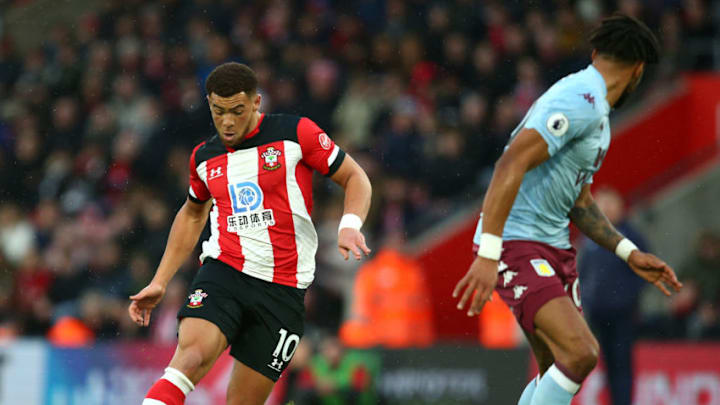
[568,184,624,251]
[569,184,682,296]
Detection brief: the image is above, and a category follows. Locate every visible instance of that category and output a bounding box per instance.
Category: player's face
[207,91,261,147]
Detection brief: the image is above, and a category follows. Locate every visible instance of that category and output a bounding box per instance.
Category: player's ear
[636,62,645,76]
[591,49,598,61]
[253,92,261,111]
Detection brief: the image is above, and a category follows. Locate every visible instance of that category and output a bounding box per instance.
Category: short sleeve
[524,95,602,156]
[188,143,211,203]
[297,117,346,176]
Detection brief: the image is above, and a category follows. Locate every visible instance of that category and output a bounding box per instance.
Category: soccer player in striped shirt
[129,62,372,405]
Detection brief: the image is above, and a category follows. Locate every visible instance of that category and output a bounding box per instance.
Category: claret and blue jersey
[474,64,612,249]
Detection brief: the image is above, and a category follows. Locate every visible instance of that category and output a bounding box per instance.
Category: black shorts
[177,258,306,381]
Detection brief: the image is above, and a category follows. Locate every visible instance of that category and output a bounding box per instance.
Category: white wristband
[338,214,363,233]
[615,238,639,262]
[477,233,503,261]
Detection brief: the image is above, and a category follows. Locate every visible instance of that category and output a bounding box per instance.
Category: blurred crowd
[0,0,718,351]
[645,230,720,340]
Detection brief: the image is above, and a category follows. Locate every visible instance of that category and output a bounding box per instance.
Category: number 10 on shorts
[268,328,300,372]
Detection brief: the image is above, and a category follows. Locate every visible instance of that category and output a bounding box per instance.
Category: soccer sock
[517,375,539,405]
[530,364,581,405]
[143,367,195,405]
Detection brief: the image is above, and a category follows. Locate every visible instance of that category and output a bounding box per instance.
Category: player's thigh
[168,317,228,382]
[226,359,275,405]
[523,329,554,375]
[533,296,598,366]
[229,276,305,383]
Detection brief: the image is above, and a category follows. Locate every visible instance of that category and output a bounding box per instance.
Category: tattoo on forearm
[569,202,623,251]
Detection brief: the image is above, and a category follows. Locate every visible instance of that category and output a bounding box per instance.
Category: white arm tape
[338,213,363,232]
[615,238,639,262]
[477,233,503,261]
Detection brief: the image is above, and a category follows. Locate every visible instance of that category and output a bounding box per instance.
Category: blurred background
[0,0,719,404]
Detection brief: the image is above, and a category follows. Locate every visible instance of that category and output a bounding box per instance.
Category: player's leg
[143,318,228,405]
[225,360,275,405]
[518,330,554,405]
[144,259,243,405]
[226,272,306,405]
[526,330,555,374]
[530,296,599,405]
[168,318,228,382]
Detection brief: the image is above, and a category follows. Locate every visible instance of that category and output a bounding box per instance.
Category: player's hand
[628,251,682,296]
[338,228,371,260]
[453,256,498,316]
[128,282,166,327]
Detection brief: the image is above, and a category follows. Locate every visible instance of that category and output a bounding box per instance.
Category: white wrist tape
[615,238,639,262]
[338,213,363,232]
[477,233,503,260]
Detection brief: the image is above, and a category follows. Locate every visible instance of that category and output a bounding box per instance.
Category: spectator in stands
[340,238,435,348]
[672,230,720,339]
[309,336,379,405]
[578,188,647,405]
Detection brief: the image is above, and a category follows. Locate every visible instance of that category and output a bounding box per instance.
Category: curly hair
[205,62,258,97]
[589,14,660,64]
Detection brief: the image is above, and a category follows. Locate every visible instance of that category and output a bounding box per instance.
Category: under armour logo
[209,167,223,180]
[268,358,284,372]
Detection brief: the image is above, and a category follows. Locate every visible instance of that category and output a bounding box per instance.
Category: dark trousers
[586,308,635,405]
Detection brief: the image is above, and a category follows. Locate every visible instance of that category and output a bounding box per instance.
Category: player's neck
[243,111,262,137]
[591,60,635,108]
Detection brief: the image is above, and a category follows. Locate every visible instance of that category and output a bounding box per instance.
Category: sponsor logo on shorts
[513,285,528,299]
[187,289,208,308]
[268,358,284,372]
[497,260,508,272]
[531,259,556,277]
[503,270,518,287]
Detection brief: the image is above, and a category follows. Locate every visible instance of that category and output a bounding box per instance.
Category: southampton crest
[187,289,208,308]
[262,147,282,171]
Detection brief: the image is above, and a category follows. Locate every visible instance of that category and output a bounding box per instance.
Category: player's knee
[172,344,208,378]
[567,337,599,377]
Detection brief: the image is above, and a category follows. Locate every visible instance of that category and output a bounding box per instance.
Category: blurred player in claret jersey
[453,15,682,405]
[128,62,372,405]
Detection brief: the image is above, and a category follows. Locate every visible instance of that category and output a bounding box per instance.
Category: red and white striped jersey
[188,114,345,289]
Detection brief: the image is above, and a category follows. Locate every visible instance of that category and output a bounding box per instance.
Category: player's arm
[479,129,550,236]
[330,154,372,260]
[129,197,212,326]
[569,184,623,251]
[569,185,681,295]
[454,128,550,315]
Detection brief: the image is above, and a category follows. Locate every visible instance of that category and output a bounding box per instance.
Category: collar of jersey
[224,113,265,152]
[587,65,611,114]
